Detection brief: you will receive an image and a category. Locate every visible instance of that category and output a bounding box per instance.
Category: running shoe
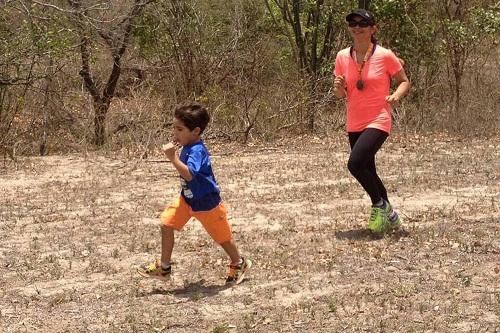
[367,206,389,234]
[137,260,172,281]
[225,257,252,285]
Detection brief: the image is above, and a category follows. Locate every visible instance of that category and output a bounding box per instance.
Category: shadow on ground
[335,228,410,241]
[140,279,234,300]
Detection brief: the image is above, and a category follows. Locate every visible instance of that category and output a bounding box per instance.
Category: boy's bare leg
[220,239,241,265]
[161,225,175,266]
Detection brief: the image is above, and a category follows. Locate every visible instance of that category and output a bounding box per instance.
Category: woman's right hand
[333,75,346,97]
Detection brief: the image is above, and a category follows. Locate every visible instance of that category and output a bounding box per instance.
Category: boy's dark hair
[174,102,210,133]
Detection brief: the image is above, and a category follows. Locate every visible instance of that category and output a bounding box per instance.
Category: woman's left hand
[385,94,401,107]
[387,68,410,107]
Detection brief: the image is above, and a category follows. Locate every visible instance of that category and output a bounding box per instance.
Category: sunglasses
[348,21,371,28]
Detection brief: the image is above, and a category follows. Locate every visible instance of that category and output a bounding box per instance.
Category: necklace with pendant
[351,43,375,91]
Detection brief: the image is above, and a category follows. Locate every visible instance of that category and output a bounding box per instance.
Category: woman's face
[348,15,376,41]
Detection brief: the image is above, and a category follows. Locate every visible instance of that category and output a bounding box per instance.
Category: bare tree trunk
[69,0,152,146]
[164,1,202,100]
[40,59,53,156]
[358,0,371,9]
[439,0,470,130]
[453,64,462,128]
[292,0,307,71]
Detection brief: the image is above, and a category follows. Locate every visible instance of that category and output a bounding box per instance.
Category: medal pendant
[356,80,364,90]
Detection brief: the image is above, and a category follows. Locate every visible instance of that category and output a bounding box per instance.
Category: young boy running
[138,102,251,284]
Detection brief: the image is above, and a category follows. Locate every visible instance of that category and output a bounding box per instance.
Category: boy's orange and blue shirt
[161,139,232,244]
[179,139,221,211]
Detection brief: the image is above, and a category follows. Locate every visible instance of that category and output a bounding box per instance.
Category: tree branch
[102,0,153,105]
[68,0,101,103]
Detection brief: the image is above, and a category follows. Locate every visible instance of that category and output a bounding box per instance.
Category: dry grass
[0,133,499,332]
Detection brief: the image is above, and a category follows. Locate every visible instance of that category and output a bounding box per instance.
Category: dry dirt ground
[1,133,499,333]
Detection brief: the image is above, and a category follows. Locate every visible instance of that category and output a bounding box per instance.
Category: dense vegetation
[1,0,498,155]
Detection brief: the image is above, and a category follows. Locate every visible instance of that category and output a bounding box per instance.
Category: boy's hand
[162,143,177,161]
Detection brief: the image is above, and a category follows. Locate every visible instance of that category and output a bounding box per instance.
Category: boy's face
[172,117,201,146]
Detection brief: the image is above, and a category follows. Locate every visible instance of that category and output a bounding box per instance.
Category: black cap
[346,9,376,25]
